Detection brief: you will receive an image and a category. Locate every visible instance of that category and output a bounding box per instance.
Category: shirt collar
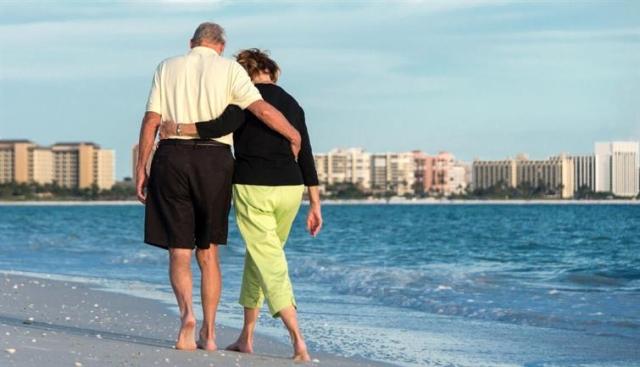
[190,46,219,56]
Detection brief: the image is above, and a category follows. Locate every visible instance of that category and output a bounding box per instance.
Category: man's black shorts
[144,139,234,250]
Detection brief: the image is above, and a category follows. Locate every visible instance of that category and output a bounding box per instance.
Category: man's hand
[306,203,323,237]
[159,120,199,139]
[136,168,148,204]
[159,121,177,140]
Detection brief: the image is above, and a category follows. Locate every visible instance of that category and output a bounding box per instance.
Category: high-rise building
[595,142,640,197]
[517,154,574,198]
[1,140,54,185]
[94,149,115,190]
[415,151,469,195]
[52,142,115,190]
[472,158,517,190]
[370,153,388,193]
[412,150,432,195]
[370,152,415,195]
[473,154,574,198]
[31,147,54,184]
[0,140,115,190]
[313,148,371,190]
[52,143,90,188]
[429,152,455,194]
[572,155,596,193]
[0,140,35,184]
[449,164,470,195]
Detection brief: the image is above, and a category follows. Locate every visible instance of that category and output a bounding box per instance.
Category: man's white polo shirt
[146,46,262,145]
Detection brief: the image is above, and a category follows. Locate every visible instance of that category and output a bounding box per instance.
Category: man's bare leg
[195,245,221,351]
[226,307,259,353]
[279,306,311,362]
[169,248,197,350]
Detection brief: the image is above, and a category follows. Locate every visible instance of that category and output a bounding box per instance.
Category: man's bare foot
[225,338,253,354]
[175,315,197,350]
[197,328,217,351]
[292,340,311,362]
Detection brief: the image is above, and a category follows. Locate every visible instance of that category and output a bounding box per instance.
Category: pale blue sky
[1,0,639,179]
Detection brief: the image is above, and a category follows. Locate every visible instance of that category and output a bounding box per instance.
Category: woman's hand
[159,121,177,140]
[306,203,323,237]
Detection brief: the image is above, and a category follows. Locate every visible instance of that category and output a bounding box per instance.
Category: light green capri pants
[233,184,304,317]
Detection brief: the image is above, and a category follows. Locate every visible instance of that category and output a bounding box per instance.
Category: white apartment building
[313,148,371,190]
[449,164,469,194]
[595,142,640,197]
[370,152,416,196]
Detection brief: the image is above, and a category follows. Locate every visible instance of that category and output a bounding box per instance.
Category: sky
[1,0,639,179]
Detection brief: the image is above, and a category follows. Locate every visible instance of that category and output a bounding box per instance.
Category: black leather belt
[159,139,230,148]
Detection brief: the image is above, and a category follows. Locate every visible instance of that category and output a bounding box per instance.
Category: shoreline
[0,271,392,367]
[1,198,638,206]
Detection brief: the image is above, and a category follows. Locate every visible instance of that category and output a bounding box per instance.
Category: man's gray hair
[192,22,226,45]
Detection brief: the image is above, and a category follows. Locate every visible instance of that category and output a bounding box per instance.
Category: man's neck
[191,42,223,55]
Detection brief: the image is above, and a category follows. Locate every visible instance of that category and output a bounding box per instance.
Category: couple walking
[135,22,322,362]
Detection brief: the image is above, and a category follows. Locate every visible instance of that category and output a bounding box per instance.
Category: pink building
[413,151,468,196]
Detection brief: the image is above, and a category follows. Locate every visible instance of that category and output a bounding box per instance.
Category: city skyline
[1,1,639,179]
[1,138,638,198]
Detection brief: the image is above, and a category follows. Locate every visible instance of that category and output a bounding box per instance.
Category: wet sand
[0,273,391,367]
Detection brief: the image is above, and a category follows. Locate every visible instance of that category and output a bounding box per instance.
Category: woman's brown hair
[235,48,280,82]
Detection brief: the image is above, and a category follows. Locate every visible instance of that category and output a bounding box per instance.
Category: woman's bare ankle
[292,339,310,362]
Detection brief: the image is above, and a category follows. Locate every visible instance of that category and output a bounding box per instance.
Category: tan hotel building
[472,154,575,198]
[0,140,115,189]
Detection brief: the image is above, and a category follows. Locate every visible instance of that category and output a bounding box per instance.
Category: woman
[161,49,322,361]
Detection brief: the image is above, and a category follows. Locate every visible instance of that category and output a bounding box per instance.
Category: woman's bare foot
[175,315,197,350]
[225,337,254,354]
[292,340,311,362]
[197,328,217,351]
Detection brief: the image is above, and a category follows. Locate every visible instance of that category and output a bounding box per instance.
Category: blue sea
[1,203,639,367]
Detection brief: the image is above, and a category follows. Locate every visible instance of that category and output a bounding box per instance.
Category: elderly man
[135,22,301,351]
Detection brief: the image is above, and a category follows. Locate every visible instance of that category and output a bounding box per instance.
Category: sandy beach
[0,273,391,367]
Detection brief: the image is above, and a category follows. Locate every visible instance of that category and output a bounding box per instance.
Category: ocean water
[0,204,639,366]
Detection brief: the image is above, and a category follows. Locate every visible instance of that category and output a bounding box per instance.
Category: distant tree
[324,182,369,199]
[0,180,137,201]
